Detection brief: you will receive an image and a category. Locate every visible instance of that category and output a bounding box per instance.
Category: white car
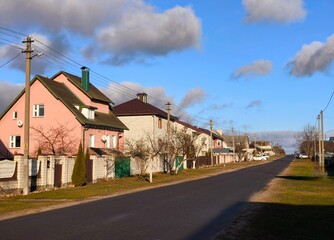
[252,155,266,161]
[298,153,308,159]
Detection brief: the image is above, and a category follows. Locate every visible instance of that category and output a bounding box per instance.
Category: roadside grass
[218,158,334,240]
[0,158,276,217]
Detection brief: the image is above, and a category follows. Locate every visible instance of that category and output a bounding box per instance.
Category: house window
[88,109,95,119]
[81,108,95,119]
[33,104,44,117]
[112,135,117,149]
[12,111,18,119]
[89,134,95,147]
[106,135,111,148]
[158,118,162,129]
[9,136,21,148]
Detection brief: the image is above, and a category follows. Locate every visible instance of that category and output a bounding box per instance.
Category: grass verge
[0,158,276,218]
[218,159,334,240]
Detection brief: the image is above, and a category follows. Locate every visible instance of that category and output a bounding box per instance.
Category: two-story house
[0,68,127,159]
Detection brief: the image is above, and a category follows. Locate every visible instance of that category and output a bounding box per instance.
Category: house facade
[113,93,175,173]
[0,68,127,159]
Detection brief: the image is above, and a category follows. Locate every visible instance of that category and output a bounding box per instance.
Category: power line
[0,27,227,132]
[323,90,334,112]
[0,52,22,69]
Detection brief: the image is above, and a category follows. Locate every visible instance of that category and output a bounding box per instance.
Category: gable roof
[113,98,176,120]
[0,75,127,131]
[51,71,112,104]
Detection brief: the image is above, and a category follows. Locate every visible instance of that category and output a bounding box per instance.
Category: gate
[115,157,130,178]
[175,156,184,171]
[54,163,62,187]
[85,159,93,183]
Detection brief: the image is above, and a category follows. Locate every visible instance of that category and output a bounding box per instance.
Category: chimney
[137,93,147,103]
[81,66,90,91]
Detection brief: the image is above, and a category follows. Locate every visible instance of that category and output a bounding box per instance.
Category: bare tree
[234,135,248,161]
[125,134,164,177]
[31,122,79,156]
[295,124,318,159]
[164,127,206,174]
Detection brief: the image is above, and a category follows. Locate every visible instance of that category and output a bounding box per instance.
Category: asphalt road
[0,156,293,240]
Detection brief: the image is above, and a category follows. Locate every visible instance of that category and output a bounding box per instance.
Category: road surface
[0,156,292,240]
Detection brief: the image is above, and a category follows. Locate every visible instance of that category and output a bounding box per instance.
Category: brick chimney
[81,66,90,91]
[137,93,147,103]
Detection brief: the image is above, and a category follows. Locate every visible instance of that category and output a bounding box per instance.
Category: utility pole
[318,114,321,167]
[210,119,213,166]
[232,127,235,162]
[321,110,325,168]
[22,36,34,195]
[166,102,171,167]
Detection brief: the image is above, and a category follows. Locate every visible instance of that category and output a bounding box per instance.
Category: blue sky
[0,0,334,151]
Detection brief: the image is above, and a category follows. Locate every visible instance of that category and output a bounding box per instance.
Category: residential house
[113,93,176,173]
[0,68,128,159]
[250,141,275,156]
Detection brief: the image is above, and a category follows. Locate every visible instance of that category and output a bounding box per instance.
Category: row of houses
[0,68,274,192]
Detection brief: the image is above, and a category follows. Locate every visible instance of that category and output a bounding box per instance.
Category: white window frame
[33,104,44,117]
[112,135,117,149]
[89,134,95,147]
[106,135,111,148]
[12,111,18,119]
[9,135,21,148]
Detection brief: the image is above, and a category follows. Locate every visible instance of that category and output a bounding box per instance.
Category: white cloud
[97,5,201,65]
[243,0,307,23]
[0,0,201,66]
[0,33,68,74]
[289,34,334,76]
[179,87,206,109]
[247,100,262,108]
[0,81,24,114]
[232,60,272,80]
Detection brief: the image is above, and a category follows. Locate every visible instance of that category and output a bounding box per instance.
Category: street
[0,156,293,240]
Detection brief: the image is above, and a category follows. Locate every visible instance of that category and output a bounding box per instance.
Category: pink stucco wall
[0,78,124,157]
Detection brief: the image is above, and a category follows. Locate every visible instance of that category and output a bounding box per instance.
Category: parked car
[252,155,266,161]
[297,153,308,159]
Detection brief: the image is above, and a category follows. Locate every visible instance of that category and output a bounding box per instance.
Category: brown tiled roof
[38,76,127,131]
[51,71,112,104]
[0,75,127,131]
[113,98,176,120]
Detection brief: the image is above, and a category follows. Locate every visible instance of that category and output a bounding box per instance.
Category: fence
[0,154,130,195]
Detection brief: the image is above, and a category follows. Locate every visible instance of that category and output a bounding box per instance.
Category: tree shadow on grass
[275,176,323,181]
[217,202,334,240]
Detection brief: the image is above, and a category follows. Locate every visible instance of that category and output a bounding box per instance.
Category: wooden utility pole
[318,114,321,167]
[321,110,325,168]
[166,102,171,164]
[210,119,213,166]
[232,127,235,162]
[22,36,34,195]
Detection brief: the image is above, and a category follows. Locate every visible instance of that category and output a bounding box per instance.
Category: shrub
[71,142,86,186]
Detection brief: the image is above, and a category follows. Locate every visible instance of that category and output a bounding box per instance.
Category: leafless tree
[30,122,79,156]
[234,135,248,161]
[164,127,206,174]
[125,134,164,177]
[295,124,318,158]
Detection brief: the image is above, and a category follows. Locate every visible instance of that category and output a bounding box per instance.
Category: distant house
[0,68,127,159]
[250,141,275,156]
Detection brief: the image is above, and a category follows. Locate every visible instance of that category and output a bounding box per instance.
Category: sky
[0,0,334,153]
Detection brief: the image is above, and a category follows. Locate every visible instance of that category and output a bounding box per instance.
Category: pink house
[0,68,128,159]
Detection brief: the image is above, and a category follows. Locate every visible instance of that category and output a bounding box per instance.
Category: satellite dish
[17,120,23,127]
